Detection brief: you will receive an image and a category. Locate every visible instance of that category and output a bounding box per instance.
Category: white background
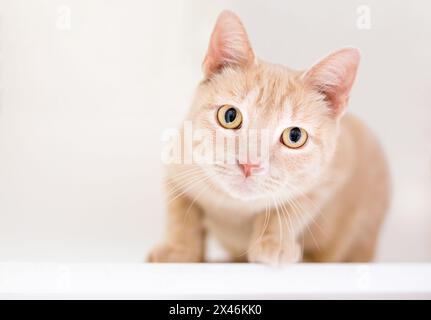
[0,0,430,262]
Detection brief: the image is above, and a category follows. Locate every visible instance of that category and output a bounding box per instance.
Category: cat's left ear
[202,10,255,78]
[303,48,360,118]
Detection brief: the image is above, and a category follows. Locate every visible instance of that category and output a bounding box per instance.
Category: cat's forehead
[207,61,325,122]
[210,63,293,100]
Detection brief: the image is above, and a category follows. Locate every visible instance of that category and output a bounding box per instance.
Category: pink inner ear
[202,11,254,78]
[304,48,360,117]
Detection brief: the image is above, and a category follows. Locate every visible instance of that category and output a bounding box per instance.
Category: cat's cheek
[274,152,316,174]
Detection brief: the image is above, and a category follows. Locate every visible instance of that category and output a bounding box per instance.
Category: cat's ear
[202,10,255,78]
[303,48,360,118]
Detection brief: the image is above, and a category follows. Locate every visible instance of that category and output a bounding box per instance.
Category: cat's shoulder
[339,113,384,154]
[340,113,373,137]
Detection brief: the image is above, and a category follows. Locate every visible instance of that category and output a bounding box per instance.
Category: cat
[148,10,390,264]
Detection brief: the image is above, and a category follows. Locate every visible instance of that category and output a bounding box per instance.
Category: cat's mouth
[210,165,271,200]
[227,178,271,200]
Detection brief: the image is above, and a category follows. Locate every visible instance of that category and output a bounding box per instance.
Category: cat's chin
[216,177,270,201]
[228,190,265,201]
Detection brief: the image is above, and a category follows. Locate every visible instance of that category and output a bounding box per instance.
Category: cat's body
[148,11,390,264]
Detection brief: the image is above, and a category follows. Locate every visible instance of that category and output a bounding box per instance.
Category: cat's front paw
[147,242,203,263]
[247,237,301,266]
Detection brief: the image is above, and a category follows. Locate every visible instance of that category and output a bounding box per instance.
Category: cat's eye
[281,127,308,149]
[217,105,243,129]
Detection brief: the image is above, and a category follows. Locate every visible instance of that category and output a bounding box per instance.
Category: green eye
[217,105,243,129]
[281,127,308,149]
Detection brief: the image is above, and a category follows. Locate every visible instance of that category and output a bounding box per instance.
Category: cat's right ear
[202,10,255,79]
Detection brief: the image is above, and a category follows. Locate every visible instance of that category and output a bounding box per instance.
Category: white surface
[0,1,430,263]
[1,263,431,299]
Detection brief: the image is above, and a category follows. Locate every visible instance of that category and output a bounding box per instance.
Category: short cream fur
[148,11,390,264]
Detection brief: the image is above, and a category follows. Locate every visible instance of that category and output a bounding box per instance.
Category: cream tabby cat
[148,11,390,264]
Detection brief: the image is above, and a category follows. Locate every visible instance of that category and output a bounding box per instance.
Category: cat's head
[189,11,360,200]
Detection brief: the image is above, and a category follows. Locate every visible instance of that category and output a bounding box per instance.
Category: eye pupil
[289,127,302,143]
[281,127,308,149]
[217,105,242,129]
[224,108,237,123]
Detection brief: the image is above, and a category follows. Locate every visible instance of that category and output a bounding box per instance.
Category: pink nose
[240,163,260,178]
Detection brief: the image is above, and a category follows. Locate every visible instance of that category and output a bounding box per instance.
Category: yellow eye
[281,127,308,149]
[217,105,243,129]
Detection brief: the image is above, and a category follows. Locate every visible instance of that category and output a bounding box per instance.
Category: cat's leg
[147,194,205,262]
[303,206,383,262]
[330,209,382,262]
[247,211,302,265]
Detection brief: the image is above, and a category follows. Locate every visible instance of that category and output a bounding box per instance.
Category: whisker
[166,167,204,186]
[271,195,284,252]
[183,182,212,224]
[277,195,296,240]
[165,168,212,198]
[271,177,326,236]
[291,193,327,237]
[167,165,202,177]
[166,174,214,205]
[264,178,323,253]
[166,173,207,199]
[239,198,271,258]
[289,197,321,251]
